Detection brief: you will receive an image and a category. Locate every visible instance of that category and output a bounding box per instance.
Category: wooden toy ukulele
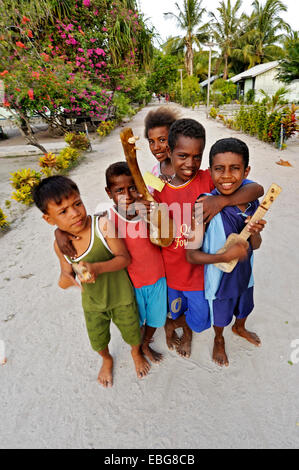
[120,127,175,247]
[214,183,282,273]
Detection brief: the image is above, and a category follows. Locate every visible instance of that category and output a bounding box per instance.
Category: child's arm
[197,182,264,224]
[54,241,81,290]
[186,239,249,266]
[78,217,131,280]
[55,228,78,259]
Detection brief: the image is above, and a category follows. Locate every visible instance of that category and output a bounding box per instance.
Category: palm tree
[164,0,208,76]
[276,31,299,83]
[208,0,244,80]
[240,0,290,67]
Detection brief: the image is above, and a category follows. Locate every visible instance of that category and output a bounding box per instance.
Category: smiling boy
[186,138,266,366]
[154,119,264,358]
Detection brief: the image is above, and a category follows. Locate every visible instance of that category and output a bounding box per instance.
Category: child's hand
[223,240,249,263]
[55,228,79,259]
[76,261,96,283]
[159,174,172,184]
[134,195,155,218]
[195,195,224,224]
[245,217,267,233]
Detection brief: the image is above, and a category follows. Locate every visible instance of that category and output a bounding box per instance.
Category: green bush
[211,79,237,106]
[209,107,219,119]
[96,120,115,137]
[64,132,90,151]
[10,168,42,205]
[174,76,203,107]
[0,207,9,230]
[113,92,136,122]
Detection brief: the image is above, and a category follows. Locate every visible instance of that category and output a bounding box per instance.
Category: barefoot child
[186,138,265,366]
[144,106,180,186]
[55,164,168,364]
[104,162,168,363]
[33,175,149,387]
[154,119,264,358]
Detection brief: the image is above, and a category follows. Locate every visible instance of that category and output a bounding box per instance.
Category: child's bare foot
[213,336,229,367]
[141,342,163,364]
[176,328,192,358]
[232,324,261,346]
[131,347,151,379]
[97,355,113,388]
[164,321,180,350]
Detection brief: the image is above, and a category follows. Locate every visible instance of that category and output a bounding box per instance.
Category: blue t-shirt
[202,179,259,301]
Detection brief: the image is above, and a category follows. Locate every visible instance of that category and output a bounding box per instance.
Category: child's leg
[131,344,151,378]
[213,326,229,367]
[231,287,260,346]
[164,317,181,350]
[141,325,163,363]
[232,317,261,346]
[98,346,114,388]
[165,315,192,358]
[112,302,151,379]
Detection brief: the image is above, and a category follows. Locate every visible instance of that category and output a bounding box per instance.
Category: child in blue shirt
[186,138,266,366]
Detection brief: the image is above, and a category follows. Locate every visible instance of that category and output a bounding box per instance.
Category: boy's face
[147,126,169,163]
[43,191,88,234]
[168,136,205,185]
[209,152,250,195]
[106,174,138,213]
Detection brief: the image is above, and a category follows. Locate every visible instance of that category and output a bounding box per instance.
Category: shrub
[174,76,203,107]
[55,147,81,171]
[96,120,115,137]
[113,92,136,122]
[211,79,237,106]
[64,132,90,150]
[10,168,42,205]
[0,207,9,230]
[209,107,219,119]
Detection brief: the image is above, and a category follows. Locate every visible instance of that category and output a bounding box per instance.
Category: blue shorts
[168,287,211,333]
[134,277,167,328]
[212,287,254,327]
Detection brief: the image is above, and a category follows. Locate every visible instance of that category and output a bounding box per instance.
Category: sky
[138,0,298,47]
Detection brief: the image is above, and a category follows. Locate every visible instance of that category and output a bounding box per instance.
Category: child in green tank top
[33,175,150,388]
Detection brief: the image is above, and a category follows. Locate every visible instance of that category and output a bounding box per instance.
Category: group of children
[33,107,266,388]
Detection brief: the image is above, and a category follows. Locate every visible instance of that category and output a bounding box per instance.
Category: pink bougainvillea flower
[94,48,105,56]
[102,27,108,32]
[83,0,91,6]
[28,89,34,100]
[16,41,25,48]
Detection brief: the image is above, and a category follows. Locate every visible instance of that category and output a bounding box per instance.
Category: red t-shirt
[154,169,214,291]
[109,207,165,289]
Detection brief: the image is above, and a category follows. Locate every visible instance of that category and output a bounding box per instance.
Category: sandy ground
[0,102,299,449]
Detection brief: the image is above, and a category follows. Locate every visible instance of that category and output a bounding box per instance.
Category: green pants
[83,302,141,352]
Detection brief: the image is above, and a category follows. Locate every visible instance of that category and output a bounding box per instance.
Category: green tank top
[67,216,134,312]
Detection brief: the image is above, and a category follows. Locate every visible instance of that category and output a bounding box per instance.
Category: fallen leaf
[276,159,293,167]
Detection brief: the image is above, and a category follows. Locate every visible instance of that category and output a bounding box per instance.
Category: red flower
[27,30,33,38]
[41,53,50,62]
[28,89,34,100]
[0,70,8,76]
[21,16,30,24]
[16,41,25,48]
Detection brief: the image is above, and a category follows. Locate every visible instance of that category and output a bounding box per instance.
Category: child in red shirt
[154,118,264,358]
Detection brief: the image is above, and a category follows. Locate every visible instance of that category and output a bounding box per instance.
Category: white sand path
[0,103,299,449]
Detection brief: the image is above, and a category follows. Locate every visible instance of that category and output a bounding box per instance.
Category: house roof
[229,61,279,83]
[200,74,223,87]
